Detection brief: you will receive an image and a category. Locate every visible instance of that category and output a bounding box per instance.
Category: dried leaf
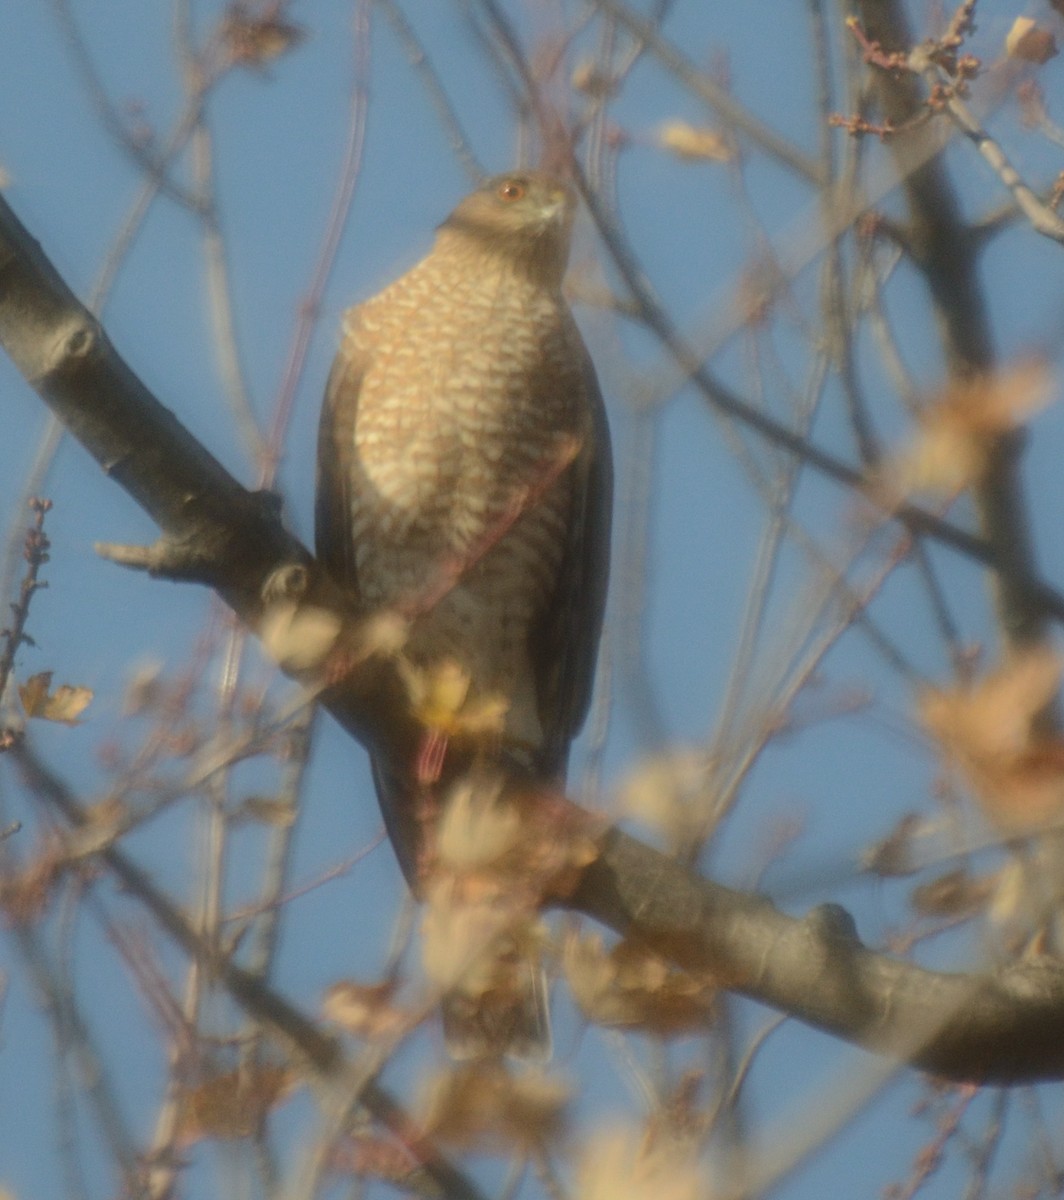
[860,813,924,877]
[432,773,599,901]
[400,658,509,739]
[577,1125,704,1200]
[41,684,93,723]
[920,650,1060,761]
[178,1064,297,1144]
[910,868,993,919]
[619,749,712,849]
[1006,17,1058,64]
[221,7,305,69]
[875,360,1055,503]
[657,120,733,162]
[19,671,92,724]
[564,933,715,1035]
[0,846,61,925]
[122,660,165,716]
[421,880,545,1000]
[331,1134,418,1185]
[322,979,408,1039]
[234,795,297,827]
[421,1062,568,1152]
[985,857,1031,932]
[572,58,618,97]
[437,777,522,871]
[918,648,1064,830]
[260,601,341,672]
[17,672,50,717]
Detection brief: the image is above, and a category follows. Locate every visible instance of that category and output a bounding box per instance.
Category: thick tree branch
[571,827,1064,1084]
[0,190,426,770]
[4,190,1064,1084]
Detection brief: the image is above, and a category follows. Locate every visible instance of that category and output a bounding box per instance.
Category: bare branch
[573,827,1064,1085]
[15,743,488,1200]
[589,0,826,186]
[4,171,1064,1088]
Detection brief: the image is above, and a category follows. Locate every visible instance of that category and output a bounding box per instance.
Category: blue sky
[3,2,1064,1198]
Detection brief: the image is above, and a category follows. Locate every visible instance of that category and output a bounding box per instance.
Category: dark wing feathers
[315,332,364,591]
[529,339,612,779]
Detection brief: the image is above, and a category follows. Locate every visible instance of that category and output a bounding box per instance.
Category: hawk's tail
[371,755,553,1061]
[442,954,552,1063]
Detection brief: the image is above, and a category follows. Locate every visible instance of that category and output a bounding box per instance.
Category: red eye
[497,179,526,202]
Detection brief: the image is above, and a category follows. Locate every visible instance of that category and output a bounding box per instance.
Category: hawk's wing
[529,335,612,778]
[315,318,365,592]
[316,318,428,882]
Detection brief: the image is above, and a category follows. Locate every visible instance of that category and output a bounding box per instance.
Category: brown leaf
[861,813,925,877]
[400,658,508,739]
[619,749,712,850]
[17,671,50,717]
[910,868,994,919]
[564,933,715,1035]
[220,6,305,70]
[571,58,618,97]
[234,795,297,827]
[874,360,1055,503]
[260,601,341,672]
[0,845,61,925]
[919,650,1059,762]
[331,1134,418,1185]
[122,660,165,716]
[177,1064,297,1144]
[420,1062,569,1152]
[918,648,1064,830]
[421,881,545,999]
[42,684,93,724]
[577,1125,704,1200]
[322,979,408,1040]
[19,671,93,724]
[657,120,734,163]
[437,776,522,871]
[1006,18,1058,64]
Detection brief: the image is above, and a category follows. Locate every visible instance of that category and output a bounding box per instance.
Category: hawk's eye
[497,179,527,203]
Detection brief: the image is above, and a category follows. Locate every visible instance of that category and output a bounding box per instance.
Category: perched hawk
[317,171,611,885]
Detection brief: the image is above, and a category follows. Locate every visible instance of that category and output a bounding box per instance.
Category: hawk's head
[437,171,575,284]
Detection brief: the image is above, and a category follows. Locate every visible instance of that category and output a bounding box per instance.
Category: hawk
[317,170,611,882]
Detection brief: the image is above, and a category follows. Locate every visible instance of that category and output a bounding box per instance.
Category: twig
[931,73,1064,245]
[48,0,204,213]
[16,743,488,1200]
[588,0,825,186]
[260,0,372,486]
[0,498,53,706]
[7,155,1064,1086]
[375,0,484,184]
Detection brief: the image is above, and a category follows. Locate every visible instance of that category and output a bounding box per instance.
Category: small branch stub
[35,315,102,385]
[95,533,234,584]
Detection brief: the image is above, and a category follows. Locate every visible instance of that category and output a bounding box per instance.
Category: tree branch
[571,826,1064,1085]
[4,190,1064,1085]
[13,744,487,1200]
[853,0,1052,658]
